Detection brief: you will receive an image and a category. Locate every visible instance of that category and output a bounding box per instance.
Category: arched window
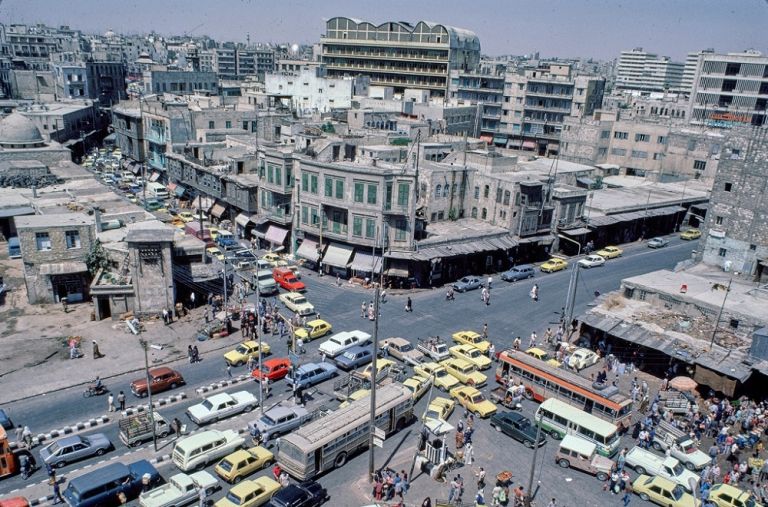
[504,190,511,205]
[434,184,442,199]
[471,207,478,218]
[484,185,490,198]
[481,208,487,219]
[442,185,449,198]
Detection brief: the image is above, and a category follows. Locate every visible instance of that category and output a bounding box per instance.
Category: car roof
[510,264,534,270]
[560,434,597,455]
[149,366,175,376]
[206,392,234,403]
[264,357,289,367]
[265,406,302,418]
[308,319,327,326]
[385,337,409,345]
[52,434,86,446]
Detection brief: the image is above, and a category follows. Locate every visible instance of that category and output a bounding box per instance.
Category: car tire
[685,461,696,471]
[652,441,663,451]
[96,448,106,456]
[596,472,609,481]
[493,424,502,433]
[635,466,646,475]
[558,458,570,469]
[523,440,534,449]
[639,493,649,501]
[550,430,562,440]
[56,461,67,469]
[244,405,254,413]
[233,475,242,484]
[170,383,177,390]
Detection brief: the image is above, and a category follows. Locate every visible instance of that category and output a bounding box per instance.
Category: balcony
[146,128,166,145]
[263,206,293,225]
[322,47,448,63]
[321,221,349,239]
[323,60,448,77]
[383,203,410,215]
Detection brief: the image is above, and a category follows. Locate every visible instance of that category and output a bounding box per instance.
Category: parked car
[451,330,491,354]
[631,475,698,507]
[130,367,185,397]
[207,247,225,261]
[294,319,332,342]
[647,237,669,248]
[595,245,623,259]
[360,359,395,380]
[214,477,281,507]
[651,420,710,471]
[422,397,455,424]
[567,348,600,371]
[625,447,699,492]
[264,480,328,507]
[540,258,568,273]
[680,229,702,240]
[452,276,483,292]
[578,255,605,268]
[490,411,547,448]
[555,435,614,481]
[417,337,451,362]
[278,292,314,316]
[414,362,460,392]
[186,391,258,425]
[139,471,219,507]
[402,375,431,401]
[285,363,338,390]
[449,386,498,418]
[449,344,492,370]
[39,433,113,468]
[319,330,372,358]
[273,267,305,292]
[334,345,374,371]
[248,406,312,442]
[251,358,292,382]
[500,264,535,282]
[440,358,487,387]
[225,341,272,367]
[380,337,425,366]
[214,446,274,484]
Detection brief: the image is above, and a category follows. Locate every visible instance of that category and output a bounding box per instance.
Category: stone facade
[126,222,176,316]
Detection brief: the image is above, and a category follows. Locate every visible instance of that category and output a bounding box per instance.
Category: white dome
[0,113,44,147]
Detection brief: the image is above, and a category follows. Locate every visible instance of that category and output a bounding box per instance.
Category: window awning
[149,172,160,182]
[193,196,214,212]
[321,243,353,269]
[522,141,536,149]
[210,203,228,219]
[296,239,320,262]
[174,185,186,198]
[39,261,88,276]
[385,259,409,278]
[265,225,288,245]
[480,134,493,143]
[561,227,591,236]
[235,213,250,228]
[350,252,383,274]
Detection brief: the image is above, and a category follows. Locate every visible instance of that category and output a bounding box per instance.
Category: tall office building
[320,17,480,97]
[682,49,715,95]
[615,48,684,92]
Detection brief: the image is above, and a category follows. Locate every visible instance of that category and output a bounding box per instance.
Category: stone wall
[128,241,175,316]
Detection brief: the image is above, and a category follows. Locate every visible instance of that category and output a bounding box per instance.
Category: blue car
[452,276,483,292]
[334,345,373,371]
[286,362,338,389]
[0,408,12,430]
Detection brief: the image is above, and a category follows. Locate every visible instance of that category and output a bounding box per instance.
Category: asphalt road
[0,236,698,505]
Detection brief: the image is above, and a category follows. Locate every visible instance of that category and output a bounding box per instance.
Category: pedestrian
[482,323,488,340]
[405,297,413,313]
[107,393,115,412]
[274,436,281,453]
[172,417,182,437]
[52,480,63,504]
[530,283,539,302]
[547,499,558,507]
[226,364,232,379]
[487,275,493,289]
[489,342,496,361]
[166,307,173,324]
[190,292,196,309]
[465,441,474,464]
[448,476,459,503]
[162,308,169,325]
[262,377,270,397]
[22,426,33,448]
[475,466,486,488]
[381,289,387,303]
[46,462,56,483]
[529,331,538,348]
[513,336,521,351]
[117,391,126,411]
[197,484,207,507]
[361,301,367,318]
[188,345,194,364]
[92,340,104,359]
[296,337,305,354]
[15,424,23,443]
[336,275,342,286]
[192,345,199,363]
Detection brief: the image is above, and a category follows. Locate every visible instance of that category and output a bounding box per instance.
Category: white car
[578,255,605,268]
[186,391,257,425]
[278,292,315,316]
[318,330,372,358]
[567,348,600,371]
[139,471,219,507]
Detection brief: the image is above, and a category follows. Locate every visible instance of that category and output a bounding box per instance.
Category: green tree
[85,239,111,276]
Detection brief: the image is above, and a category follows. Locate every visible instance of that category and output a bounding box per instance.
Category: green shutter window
[275,167,282,186]
[335,179,344,199]
[325,177,333,197]
[267,166,274,184]
[354,182,364,203]
[365,218,376,239]
[397,182,409,207]
[367,184,377,204]
[301,205,308,224]
[353,216,363,236]
[301,173,308,192]
[310,174,318,194]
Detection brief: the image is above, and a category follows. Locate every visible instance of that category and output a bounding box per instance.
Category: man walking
[530,283,539,302]
[226,364,232,379]
[107,392,115,412]
[117,391,126,411]
[361,301,366,318]
[405,297,413,313]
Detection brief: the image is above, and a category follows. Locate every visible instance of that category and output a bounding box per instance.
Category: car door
[72,441,90,460]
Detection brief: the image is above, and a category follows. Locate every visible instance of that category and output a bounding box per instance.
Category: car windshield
[47,442,61,454]
[225,492,244,504]
[400,344,413,352]
[425,409,440,419]
[671,485,684,500]
[468,350,480,357]
[293,296,307,304]
[460,278,469,283]
[218,460,233,472]
[470,394,485,403]
[236,345,248,354]
[671,463,684,475]
[260,415,277,425]
[342,351,356,360]
[517,418,530,428]
[434,369,447,378]
[329,338,342,346]
[201,400,214,411]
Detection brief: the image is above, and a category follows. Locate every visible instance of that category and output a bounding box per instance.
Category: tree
[85,239,111,276]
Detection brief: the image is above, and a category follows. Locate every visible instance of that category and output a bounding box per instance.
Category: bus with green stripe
[535,398,620,457]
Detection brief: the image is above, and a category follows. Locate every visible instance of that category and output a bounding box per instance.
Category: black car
[490,411,547,448]
[266,480,328,507]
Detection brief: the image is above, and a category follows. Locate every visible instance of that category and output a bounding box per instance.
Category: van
[273,267,305,292]
[171,429,244,472]
[61,459,160,507]
[7,237,20,259]
[146,182,169,199]
[215,230,238,250]
[555,435,614,481]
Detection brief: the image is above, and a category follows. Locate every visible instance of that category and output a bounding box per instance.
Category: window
[694,160,707,171]
[496,188,503,203]
[395,219,407,241]
[481,208,487,219]
[718,248,727,257]
[437,211,444,220]
[354,182,364,203]
[324,177,333,197]
[610,148,627,156]
[225,121,232,129]
[750,244,757,251]
[657,136,667,144]
[613,131,628,140]
[397,182,409,207]
[367,184,377,204]
[301,173,308,192]
[474,186,480,199]
[365,218,376,239]
[471,207,478,218]
[600,130,610,139]
[634,133,650,142]
[631,150,648,159]
[310,207,319,226]
[65,230,81,249]
[716,216,724,225]
[352,216,363,237]
[729,318,739,329]
[435,184,442,199]
[274,167,282,186]
[310,174,318,194]
[484,185,490,198]
[335,179,344,199]
[301,205,308,224]
[208,121,215,129]
[35,232,51,251]
[724,182,732,192]
[503,190,511,205]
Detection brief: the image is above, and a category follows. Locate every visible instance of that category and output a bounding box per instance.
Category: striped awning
[321,243,353,269]
[296,239,320,262]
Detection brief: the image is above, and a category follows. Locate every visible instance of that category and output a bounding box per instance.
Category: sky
[4,0,766,61]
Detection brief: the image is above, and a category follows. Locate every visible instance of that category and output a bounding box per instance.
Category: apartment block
[264,68,353,115]
[615,48,684,92]
[448,67,505,139]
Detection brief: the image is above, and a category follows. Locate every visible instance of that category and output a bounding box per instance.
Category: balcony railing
[383,203,410,215]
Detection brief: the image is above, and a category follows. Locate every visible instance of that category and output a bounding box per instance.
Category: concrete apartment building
[448,66,506,139]
[203,47,275,80]
[615,48,685,93]
[264,67,354,115]
[144,70,218,96]
[499,63,605,155]
[697,126,768,281]
[111,102,145,162]
[320,17,481,97]
[688,50,768,128]
[682,49,715,94]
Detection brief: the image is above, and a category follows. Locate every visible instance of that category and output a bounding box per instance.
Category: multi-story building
[448,66,505,139]
[144,70,218,96]
[52,62,88,98]
[698,126,768,281]
[111,102,145,162]
[615,48,685,93]
[688,50,768,128]
[17,100,102,144]
[320,17,481,97]
[85,61,127,105]
[207,47,275,80]
[682,49,715,95]
[500,63,605,155]
[264,68,353,115]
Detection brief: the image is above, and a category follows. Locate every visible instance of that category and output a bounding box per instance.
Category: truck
[253,269,278,296]
[624,446,700,493]
[417,337,451,362]
[138,471,218,507]
[651,420,711,471]
[119,412,172,447]
[657,389,698,415]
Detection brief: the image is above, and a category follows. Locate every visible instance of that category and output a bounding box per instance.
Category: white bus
[146,181,169,199]
[277,383,413,480]
[535,398,621,457]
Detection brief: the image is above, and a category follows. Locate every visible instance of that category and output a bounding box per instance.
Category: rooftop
[16,212,93,229]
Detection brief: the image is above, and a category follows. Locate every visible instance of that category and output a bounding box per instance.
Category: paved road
[0,236,698,505]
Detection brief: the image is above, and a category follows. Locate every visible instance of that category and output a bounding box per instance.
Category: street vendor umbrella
[669,376,697,392]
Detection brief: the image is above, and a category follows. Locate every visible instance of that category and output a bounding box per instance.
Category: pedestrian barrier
[9,416,110,450]
[120,392,187,417]
[195,373,251,395]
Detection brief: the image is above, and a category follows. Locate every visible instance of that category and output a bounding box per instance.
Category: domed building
[0,113,46,149]
[0,112,72,171]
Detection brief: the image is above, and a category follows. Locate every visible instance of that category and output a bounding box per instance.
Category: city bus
[535,398,621,457]
[276,383,413,480]
[496,349,633,429]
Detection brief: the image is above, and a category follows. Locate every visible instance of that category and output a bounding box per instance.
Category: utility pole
[139,337,158,452]
[563,263,580,332]
[524,412,544,507]
[367,227,384,482]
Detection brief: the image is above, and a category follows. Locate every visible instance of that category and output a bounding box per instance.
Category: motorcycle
[83,383,108,397]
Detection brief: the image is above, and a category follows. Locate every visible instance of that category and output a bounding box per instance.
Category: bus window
[554,414,568,426]
[584,399,594,414]
[580,428,596,440]
[572,393,585,405]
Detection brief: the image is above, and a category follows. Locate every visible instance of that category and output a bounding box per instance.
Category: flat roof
[16,212,93,228]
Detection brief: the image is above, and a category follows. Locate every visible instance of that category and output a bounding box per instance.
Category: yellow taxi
[595,245,623,259]
[708,484,762,507]
[214,446,274,483]
[207,246,225,261]
[294,319,332,341]
[422,397,455,423]
[361,359,395,380]
[449,385,498,418]
[214,477,281,507]
[525,347,562,368]
[680,229,702,240]
[224,341,272,367]
[339,388,370,408]
[540,258,568,273]
[414,362,460,392]
[261,252,281,265]
[449,344,492,370]
[631,475,698,507]
[440,358,487,387]
[451,331,491,354]
[178,211,195,223]
[402,375,431,401]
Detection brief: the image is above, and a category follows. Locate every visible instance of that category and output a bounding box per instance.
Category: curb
[121,393,187,416]
[196,374,251,395]
[9,416,110,450]
[29,495,53,506]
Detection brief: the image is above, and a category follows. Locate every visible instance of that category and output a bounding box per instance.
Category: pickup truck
[119,412,172,447]
[248,406,313,442]
[319,330,372,358]
[657,389,698,415]
[138,471,219,507]
[253,269,279,296]
[417,337,451,362]
[624,446,699,492]
[273,267,305,292]
[651,420,711,471]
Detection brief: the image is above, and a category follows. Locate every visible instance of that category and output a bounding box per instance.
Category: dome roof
[0,113,44,146]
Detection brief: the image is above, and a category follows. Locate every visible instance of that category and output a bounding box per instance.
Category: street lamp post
[139,337,158,452]
[524,412,544,507]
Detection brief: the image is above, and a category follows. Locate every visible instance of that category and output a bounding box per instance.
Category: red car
[130,366,185,397]
[251,358,292,381]
[273,267,305,292]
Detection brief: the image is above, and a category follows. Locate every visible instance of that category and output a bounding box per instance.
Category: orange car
[251,357,292,382]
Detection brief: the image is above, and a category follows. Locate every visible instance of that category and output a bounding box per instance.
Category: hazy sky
[4,0,766,61]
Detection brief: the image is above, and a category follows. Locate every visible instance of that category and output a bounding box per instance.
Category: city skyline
[3,0,766,61]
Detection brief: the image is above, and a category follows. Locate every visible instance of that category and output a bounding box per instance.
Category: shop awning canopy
[193,196,214,212]
[493,135,507,145]
[561,227,592,236]
[522,141,536,149]
[166,182,177,192]
[385,259,409,278]
[149,172,160,182]
[235,213,251,228]
[350,252,383,274]
[265,225,288,245]
[210,203,228,219]
[321,243,353,268]
[39,261,88,276]
[296,239,320,262]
